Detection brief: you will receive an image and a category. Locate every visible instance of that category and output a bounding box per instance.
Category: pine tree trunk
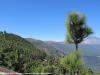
[75,43,78,51]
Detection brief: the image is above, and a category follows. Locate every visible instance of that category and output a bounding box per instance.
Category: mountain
[26,38,64,57]
[26,36,100,72]
[47,42,100,56]
[26,36,100,57]
[82,36,100,44]
[0,31,48,73]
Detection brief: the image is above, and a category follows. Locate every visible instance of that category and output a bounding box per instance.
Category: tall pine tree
[66,12,93,50]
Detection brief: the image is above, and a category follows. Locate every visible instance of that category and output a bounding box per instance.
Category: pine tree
[66,12,93,50]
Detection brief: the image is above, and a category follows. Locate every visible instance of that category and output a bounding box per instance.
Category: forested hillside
[26,38,64,57]
[0,31,48,73]
[0,31,99,75]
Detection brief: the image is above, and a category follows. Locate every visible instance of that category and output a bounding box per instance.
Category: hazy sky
[0,0,100,41]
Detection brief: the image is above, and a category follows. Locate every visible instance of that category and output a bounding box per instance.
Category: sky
[0,0,100,41]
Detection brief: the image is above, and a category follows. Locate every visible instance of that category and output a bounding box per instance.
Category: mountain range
[82,36,100,44]
[26,36,100,72]
[1,31,100,73]
[26,36,100,56]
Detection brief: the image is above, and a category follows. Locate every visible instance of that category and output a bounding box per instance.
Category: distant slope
[26,37,100,57]
[45,41,100,56]
[26,37,100,72]
[82,36,100,44]
[84,56,100,72]
[45,41,74,55]
[26,38,64,57]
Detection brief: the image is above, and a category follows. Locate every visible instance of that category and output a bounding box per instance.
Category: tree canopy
[66,12,93,50]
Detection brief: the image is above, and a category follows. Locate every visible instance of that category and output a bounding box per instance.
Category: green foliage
[0,31,47,73]
[66,12,93,50]
[85,68,94,75]
[60,50,85,75]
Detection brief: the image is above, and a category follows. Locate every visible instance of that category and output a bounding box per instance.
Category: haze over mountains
[26,36,100,56]
[26,36,100,72]
[82,36,100,44]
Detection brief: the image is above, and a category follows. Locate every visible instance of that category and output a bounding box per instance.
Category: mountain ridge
[25,36,100,72]
[26,36,100,56]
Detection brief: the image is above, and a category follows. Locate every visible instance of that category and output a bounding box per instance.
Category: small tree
[85,68,93,75]
[66,12,93,50]
[60,50,84,75]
